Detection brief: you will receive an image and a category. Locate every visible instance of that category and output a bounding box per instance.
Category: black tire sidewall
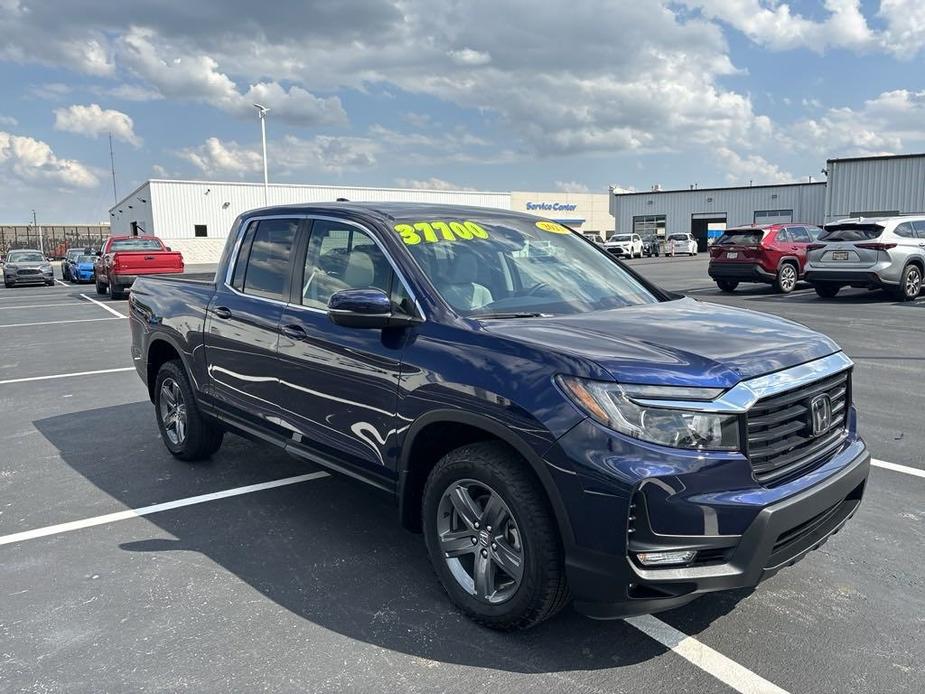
[153,360,222,461]
[422,445,563,628]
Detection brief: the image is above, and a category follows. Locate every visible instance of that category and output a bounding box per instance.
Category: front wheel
[154,360,224,461]
[891,265,922,301]
[422,442,569,630]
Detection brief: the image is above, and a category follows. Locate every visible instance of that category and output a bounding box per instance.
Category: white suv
[805,216,925,301]
[605,233,642,258]
[666,233,698,256]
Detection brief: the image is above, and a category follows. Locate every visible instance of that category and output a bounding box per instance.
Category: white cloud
[554,180,590,193]
[788,89,925,157]
[178,134,379,177]
[27,82,73,100]
[0,130,99,188]
[714,147,794,185]
[0,115,17,126]
[448,48,491,66]
[118,27,346,127]
[102,84,164,102]
[394,177,473,191]
[54,103,142,147]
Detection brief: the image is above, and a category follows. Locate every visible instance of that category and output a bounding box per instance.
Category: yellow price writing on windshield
[535,220,571,234]
[394,220,490,245]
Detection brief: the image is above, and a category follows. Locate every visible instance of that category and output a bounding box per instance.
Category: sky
[0,0,923,223]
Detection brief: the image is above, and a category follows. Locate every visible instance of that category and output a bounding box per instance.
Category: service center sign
[525,202,578,212]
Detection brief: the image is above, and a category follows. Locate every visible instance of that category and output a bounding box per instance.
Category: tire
[716,279,738,292]
[422,441,569,630]
[95,279,106,296]
[814,284,841,298]
[891,264,923,301]
[4,281,13,289]
[109,281,125,300]
[775,262,798,294]
[45,280,55,286]
[154,360,224,461]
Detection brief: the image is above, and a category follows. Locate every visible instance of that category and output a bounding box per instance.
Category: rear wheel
[775,263,798,293]
[814,284,841,298]
[892,264,922,301]
[716,279,738,292]
[422,441,569,630]
[154,360,224,461]
[95,279,106,295]
[109,281,125,300]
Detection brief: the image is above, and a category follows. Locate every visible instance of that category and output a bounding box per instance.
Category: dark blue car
[129,203,869,629]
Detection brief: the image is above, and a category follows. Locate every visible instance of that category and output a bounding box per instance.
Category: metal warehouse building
[611,182,826,251]
[824,153,925,222]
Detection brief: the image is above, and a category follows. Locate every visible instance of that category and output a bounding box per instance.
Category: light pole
[33,209,43,256]
[254,103,270,206]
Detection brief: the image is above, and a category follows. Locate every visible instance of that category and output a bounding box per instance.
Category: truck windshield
[391,214,660,317]
[110,239,163,251]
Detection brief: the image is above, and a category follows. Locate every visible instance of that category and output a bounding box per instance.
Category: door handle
[214,306,232,320]
[281,323,307,340]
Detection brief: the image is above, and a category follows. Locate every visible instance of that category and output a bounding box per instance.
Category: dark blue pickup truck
[130,202,869,630]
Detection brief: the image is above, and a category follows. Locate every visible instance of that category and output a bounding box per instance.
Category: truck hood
[481,297,840,388]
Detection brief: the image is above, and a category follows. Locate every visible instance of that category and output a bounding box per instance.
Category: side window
[912,221,925,239]
[775,228,791,243]
[790,227,812,243]
[807,226,823,240]
[241,218,299,300]
[301,221,393,310]
[894,222,915,238]
[231,222,257,291]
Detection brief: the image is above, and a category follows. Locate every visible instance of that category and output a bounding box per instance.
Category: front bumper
[607,247,632,257]
[4,270,53,285]
[564,443,869,619]
[708,262,776,283]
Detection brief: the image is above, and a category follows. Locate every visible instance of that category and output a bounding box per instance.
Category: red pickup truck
[95,236,184,299]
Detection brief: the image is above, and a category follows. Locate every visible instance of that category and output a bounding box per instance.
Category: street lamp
[32,209,43,255]
[254,103,270,206]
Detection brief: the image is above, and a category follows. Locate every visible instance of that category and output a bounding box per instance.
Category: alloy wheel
[159,378,187,445]
[436,479,524,604]
[779,265,797,292]
[905,267,922,298]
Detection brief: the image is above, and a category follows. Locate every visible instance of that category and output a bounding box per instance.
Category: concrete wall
[612,183,826,236]
[509,191,612,234]
[825,155,925,222]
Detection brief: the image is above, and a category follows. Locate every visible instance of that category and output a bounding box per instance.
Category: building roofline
[614,181,825,197]
[826,152,925,164]
[145,178,509,195]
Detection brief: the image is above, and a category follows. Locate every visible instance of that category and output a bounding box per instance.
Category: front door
[275,218,412,485]
[204,217,301,428]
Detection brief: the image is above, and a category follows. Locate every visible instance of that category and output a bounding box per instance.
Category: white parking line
[0,471,330,547]
[80,293,127,318]
[0,367,135,385]
[626,615,789,694]
[872,458,925,479]
[55,279,68,287]
[0,302,93,310]
[0,316,123,328]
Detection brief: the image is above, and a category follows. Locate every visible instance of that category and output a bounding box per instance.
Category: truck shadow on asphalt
[35,402,748,674]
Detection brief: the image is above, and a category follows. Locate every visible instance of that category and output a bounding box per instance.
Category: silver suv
[805,216,925,301]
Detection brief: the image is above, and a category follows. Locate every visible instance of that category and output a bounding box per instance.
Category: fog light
[636,550,696,566]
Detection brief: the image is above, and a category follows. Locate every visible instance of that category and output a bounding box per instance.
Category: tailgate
[113,251,184,275]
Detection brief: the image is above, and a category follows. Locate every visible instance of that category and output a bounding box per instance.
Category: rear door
[275,217,413,484]
[204,217,302,428]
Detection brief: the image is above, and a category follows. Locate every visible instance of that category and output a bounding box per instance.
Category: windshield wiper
[471,311,547,319]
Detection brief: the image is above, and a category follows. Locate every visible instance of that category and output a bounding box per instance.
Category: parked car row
[707,215,924,301]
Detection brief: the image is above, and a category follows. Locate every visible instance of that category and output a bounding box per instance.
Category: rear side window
[789,227,812,243]
[820,224,884,241]
[716,230,765,246]
[239,218,299,300]
[775,228,791,242]
[894,222,915,238]
[913,221,925,239]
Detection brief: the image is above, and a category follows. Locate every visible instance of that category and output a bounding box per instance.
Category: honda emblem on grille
[809,394,832,437]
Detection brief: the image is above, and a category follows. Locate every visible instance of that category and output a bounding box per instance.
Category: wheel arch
[145,335,190,402]
[397,409,575,548]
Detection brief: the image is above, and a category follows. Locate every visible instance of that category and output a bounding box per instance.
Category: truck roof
[239,201,529,222]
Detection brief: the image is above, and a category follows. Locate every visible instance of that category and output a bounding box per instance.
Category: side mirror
[165,246,172,251]
[327,289,421,329]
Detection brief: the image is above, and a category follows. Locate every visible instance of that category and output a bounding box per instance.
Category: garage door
[754,209,793,225]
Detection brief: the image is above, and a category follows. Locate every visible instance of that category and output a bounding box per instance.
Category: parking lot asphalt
[1,259,922,693]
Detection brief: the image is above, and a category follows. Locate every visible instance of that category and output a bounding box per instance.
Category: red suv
[708,223,823,293]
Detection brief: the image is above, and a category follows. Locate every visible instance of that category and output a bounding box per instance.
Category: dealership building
[611,152,925,250]
[109,180,612,261]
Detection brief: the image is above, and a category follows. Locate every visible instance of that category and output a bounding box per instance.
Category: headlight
[5,264,17,271]
[557,376,740,451]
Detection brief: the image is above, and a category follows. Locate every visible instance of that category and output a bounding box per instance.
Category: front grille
[17,268,40,275]
[746,370,850,486]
